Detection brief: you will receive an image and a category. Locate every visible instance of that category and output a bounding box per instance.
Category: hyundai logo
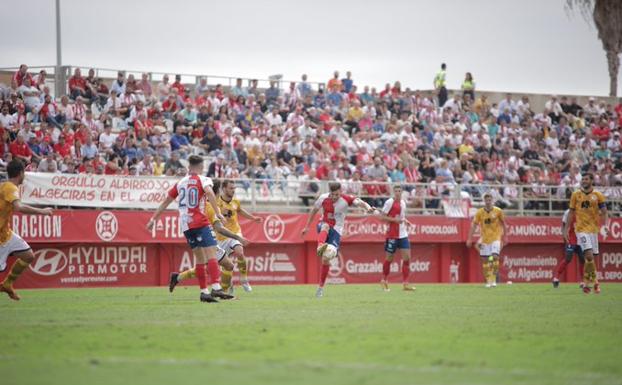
[30,248,68,276]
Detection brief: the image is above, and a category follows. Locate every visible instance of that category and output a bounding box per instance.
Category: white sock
[201,288,210,295]
[211,283,222,291]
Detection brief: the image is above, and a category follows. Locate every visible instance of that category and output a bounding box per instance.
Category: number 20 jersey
[168,174,214,232]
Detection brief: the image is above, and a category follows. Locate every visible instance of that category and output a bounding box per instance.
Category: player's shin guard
[195,264,207,290]
[579,261,585,281]
[401,260,410,283]
[207,259,221,287]
[481,261,491,283]
[178,269,196,282]
[237,258,248,280]
[221,270,233,291]
[1,259,30,287]
[319,263,330,288]
[584,259,597,284]
[492,259,499,281]
[382,260,391,280]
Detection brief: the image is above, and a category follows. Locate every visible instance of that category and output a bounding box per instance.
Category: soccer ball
[323,244,338,260]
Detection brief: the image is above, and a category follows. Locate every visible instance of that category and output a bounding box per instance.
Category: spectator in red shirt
[592,118,611,142]
[69,68,87,100]
[12,64,33,89]
[10,133,32,163]
[171,75,185,97]
[53,136,73,158]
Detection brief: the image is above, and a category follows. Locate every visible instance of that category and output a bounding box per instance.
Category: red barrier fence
[2,211,622,288]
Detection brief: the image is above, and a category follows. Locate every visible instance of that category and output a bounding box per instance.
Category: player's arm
[499,215,508,247]
[466,218,478,248]
[213,221,249,247]
[377,199,401,223]
[599,198,609,237]
[352,197,375,214]
[238,206,262,223]
[564,209,575,243]
[561,214,570,244]
[301,206,320,236]
[205,187,225,222]
[12,200,53,216]
[146,196,174,230]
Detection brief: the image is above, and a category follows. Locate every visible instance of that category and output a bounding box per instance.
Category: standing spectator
[434,63,447,107]
[461,72,475,100]
[12,64,33,89]
[171,75,185,97]
[157,74,170,100]
[327,71,341,92]
[137,73,152,98]
[341,71,354,93]
[297,74,312,99]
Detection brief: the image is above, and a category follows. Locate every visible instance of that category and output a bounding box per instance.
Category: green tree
[567,0,622,96]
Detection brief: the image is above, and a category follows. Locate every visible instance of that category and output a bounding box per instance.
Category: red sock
[318,230,328,244]
[579,261,585,280]
[319,263,330,287]
[402,260,410,283]
[207,258,220,285]
[195,263,207,290]
[555,259,569,278]
[382,260,391,280]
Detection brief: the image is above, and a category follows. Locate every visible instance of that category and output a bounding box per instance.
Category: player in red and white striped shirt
[302,182,375,298]
[147,155,233,303]
[379,185,416,292]
[554,209,585,288]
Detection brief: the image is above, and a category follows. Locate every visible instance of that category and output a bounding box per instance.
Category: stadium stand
[0,64,621,215]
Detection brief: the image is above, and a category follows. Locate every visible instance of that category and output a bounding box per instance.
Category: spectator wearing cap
[110,72,126,96]
[171,75,185,98]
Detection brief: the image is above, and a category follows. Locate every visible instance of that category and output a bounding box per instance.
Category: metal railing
[0,65,325,98]
[203,178,622,217]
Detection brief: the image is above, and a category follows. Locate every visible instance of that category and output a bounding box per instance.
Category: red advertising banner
[323,243,441,284]
[11,210,622,245]
[498,244,563,283]
[597,244,622,282]
[166,243,307,286]
[0,244,161,288]
[336,216,464,243]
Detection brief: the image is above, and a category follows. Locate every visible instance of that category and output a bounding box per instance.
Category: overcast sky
[1,0,618,96]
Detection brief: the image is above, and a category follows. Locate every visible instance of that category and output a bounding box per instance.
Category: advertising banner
[324,243,440,284]
[21,173,179,209]
[0,244,160,288]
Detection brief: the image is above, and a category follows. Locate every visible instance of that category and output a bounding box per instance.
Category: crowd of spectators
[1,63,622,210]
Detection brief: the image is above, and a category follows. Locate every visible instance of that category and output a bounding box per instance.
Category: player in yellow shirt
[467,192,508,288]
[565,173,608,294]
[172,179,262,294]
[0,160,54,301]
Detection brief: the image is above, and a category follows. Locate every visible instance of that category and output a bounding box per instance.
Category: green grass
[1,284,621,385]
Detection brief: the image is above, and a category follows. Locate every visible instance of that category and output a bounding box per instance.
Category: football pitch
[1,284,621,385]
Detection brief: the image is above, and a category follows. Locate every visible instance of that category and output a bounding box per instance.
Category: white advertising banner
[21,172,180,209]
